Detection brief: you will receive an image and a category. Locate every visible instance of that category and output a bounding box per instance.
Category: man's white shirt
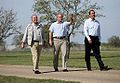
[84,18,101,41]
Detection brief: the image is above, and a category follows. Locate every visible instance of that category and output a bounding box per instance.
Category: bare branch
[0,7,21,41]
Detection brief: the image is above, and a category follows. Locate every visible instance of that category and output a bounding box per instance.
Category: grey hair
[56,13,63,17]
[31,14,38,19]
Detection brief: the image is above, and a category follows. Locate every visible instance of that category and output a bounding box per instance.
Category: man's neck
[57,21,63,24]
[89,18,95,21]
[32,22,38,25]
[90,17,95,20]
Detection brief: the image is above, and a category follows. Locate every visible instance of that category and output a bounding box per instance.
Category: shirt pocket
[88,24,94,29]
[28,27,33,34]
[27,27,33,40]
[94,22,99,28]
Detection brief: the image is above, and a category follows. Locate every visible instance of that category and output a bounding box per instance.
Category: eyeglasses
[91,13,95,14]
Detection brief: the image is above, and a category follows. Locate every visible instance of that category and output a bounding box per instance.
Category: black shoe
[63,69,68,72]
[88,69,92,71]
[33,70,41,74]
[87,68,92,71]
[100,66,112,71]
[54,68,59,72]
[34,70,41,74]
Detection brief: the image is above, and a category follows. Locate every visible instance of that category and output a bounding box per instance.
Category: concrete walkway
[0,65,120,83]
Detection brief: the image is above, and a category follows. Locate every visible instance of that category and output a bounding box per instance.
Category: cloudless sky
[0,0,120,45]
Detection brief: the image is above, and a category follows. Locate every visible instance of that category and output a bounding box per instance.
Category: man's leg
[85,38,91,70]
[31,42,42,73]
[53,39,61,71]
[92,44,105,70]
[61,39,68,71]
[36,45,42,69]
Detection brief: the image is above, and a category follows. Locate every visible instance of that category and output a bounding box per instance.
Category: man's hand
[88,39,92,44]
[68,14,76,24]
[20,42,25,48]
[49,40,53,47]
[49,32,53,47]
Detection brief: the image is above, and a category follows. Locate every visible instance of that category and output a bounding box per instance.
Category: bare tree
[12,34,23,47]
[33,0,104,56]
[33,0,104,43]
[0,7,21,42]
[33,0,103,34]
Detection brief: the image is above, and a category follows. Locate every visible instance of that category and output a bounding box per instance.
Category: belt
[89,35,98,38]
[33,40,39,42]
[53,36,66,39]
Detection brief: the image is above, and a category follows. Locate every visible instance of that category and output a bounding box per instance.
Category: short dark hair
[89,10,95,15]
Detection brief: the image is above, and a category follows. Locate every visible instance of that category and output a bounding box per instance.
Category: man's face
[32,15,38,24]
[57,14,63,23]
[89,11,95,20]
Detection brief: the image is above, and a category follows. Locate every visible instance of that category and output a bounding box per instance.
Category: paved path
[0,65,120,83]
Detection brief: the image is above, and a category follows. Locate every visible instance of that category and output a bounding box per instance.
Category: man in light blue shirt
[49,21,70,38]
[49,13,75,72]
[84,10,109,71]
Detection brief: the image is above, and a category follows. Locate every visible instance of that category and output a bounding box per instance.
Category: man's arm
[49,32,53,46]
[20,24,29,48]
[83,20,92,44]
[49,23,54,46]
[98,23,101,42]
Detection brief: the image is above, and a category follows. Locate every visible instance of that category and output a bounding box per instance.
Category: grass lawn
[0,75,79,83]
[0,50,120,70]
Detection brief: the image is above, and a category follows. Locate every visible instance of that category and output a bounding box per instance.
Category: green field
[0,50,120,70]
[0,75,79,83]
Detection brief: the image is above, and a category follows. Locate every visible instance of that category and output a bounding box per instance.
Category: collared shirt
[32,23,43,41]
[49,21,70,37]
[84,18,101,41]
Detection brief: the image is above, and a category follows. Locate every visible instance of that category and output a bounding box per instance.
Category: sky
[0,0,120,45]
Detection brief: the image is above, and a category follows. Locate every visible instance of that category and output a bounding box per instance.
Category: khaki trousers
[31,42,42,70]
[53,38,68,70]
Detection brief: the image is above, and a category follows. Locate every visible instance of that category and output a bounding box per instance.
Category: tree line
[0,0,120,51]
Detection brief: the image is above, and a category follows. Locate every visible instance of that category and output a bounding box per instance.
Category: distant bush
[108,35,120,47]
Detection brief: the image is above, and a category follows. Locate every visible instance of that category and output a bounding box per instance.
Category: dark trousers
[84,36,104,70]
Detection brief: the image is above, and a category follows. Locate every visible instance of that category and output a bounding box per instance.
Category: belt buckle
[58,37,62,39]
[33,40,39,42]
[54,36,66,39]
[60,36,65,39]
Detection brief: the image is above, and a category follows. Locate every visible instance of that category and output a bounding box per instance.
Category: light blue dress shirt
[84,18,101,41]
[49,21,70,37]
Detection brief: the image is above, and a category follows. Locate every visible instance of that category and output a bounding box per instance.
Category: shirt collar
[32,23,38,27]
[88,18,95,21]
[32,23,35,26]
[56,21,63,24]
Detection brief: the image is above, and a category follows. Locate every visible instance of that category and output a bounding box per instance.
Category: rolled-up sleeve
[49,23,54,33]
[64,22,71,26]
